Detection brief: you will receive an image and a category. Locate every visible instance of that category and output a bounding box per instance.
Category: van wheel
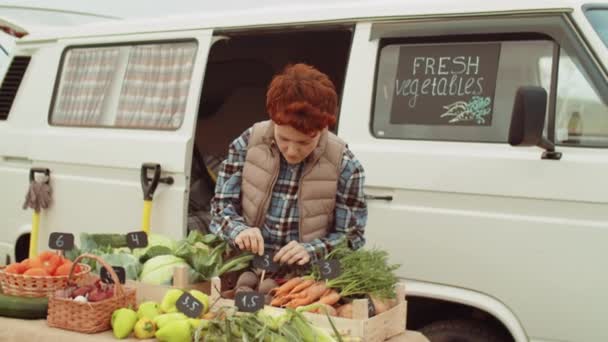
[420,319,511,342]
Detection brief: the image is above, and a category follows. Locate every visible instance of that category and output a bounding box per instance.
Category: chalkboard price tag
[48,232,74,251]
[176,292,203,318]
[126,231,148,249]
[316,260,341,280]
[252,252,279,272]
[100,266,126,284]
[367,295,376,317]
[235,292,264,312]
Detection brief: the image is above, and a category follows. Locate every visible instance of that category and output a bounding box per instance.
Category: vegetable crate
[127,266,222,304]
[300,283,406,342]
[226,282,407,342]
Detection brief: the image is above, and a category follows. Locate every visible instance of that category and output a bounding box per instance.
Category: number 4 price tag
[316,260,340,280]
[48,232,74,251]
[252,252,279,272]
[235,292,264,313]
[176,293,203,318]
[126,231,148,249]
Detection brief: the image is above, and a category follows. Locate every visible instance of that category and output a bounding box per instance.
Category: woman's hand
[274,240,310,265]
[234,228,264,256]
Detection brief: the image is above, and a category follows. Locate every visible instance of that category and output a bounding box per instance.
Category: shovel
[140,163,173,234]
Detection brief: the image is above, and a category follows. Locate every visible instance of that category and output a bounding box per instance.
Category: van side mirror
[508,86,562,160]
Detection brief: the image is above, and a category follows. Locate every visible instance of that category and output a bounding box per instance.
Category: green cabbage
[139,255,195,285]
[132,233,177,259]
[97,252,142,280]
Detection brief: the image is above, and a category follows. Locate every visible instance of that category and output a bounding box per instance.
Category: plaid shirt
[209,128,367,261]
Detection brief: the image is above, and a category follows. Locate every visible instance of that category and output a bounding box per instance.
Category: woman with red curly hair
[209,63,367,266]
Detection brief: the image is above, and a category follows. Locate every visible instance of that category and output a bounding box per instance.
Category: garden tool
[22,168,52,259]
[140,163,173,234]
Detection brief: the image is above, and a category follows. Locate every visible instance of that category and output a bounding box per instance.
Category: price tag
[48,232,74,251]
[176,292,203,318]
[367,295,376,317]
[252,252,279,272]
[316,260,341,280]
[100,266,126,284]
[126,231,148,249]
[235,292,264,312]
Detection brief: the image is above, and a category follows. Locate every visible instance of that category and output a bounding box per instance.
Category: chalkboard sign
[252,252,279,272]
[367,295,376,317]
[316,260,341,280]
[100,266,126,284]
[235,292,264,312]
[389,43,500,126]
[126,231,148,249]
[176,292,203,318]
[48,232,74,251]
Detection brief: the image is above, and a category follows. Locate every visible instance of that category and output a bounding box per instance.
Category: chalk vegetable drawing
[440,96,492,124]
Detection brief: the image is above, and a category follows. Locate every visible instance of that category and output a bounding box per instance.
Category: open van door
[8,30,215,259]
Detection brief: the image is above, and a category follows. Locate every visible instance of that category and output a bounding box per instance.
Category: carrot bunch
[270,276,341,310]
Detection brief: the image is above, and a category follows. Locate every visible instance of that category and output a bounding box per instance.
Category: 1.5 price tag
[235,292,264,313]
[100,266,126,284]
[126,231,148,249]
[316,260,341,280]
[252,252,279,272]
[176,292,203,318]
[48,232,74,251]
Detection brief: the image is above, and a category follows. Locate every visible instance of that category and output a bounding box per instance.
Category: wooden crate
[226,282,407,342]
[126,266,222,304]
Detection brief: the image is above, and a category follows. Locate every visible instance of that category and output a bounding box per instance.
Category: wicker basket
[0,262,91,298]
[47,253,136,334]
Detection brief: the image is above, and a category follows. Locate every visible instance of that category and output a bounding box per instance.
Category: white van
[1,1,607,341]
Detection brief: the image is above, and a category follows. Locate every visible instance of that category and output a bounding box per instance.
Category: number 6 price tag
[316,260,340,280]
[235,292,264,313]
[176,292,203,318]
[48,232,74,251]
[252,252,279,272]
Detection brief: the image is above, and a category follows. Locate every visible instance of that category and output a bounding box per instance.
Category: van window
[540,50,608,147]
[372,39,554,142]
[586,8,608,47]
[50,41,197,129]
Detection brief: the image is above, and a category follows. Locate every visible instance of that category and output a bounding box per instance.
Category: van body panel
[341,21,608,342]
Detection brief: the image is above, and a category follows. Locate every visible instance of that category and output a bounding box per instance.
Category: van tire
[420,319,511,342]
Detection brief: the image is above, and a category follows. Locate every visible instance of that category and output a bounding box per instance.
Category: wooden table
[0,316,429,341]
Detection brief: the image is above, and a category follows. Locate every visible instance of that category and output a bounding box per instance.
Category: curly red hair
[266,63,337,135]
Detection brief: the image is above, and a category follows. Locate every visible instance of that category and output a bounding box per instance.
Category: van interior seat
[195,86,269,158]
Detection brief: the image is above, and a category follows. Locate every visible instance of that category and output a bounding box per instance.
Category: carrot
[285,282,328,308]
[273,277,304,296]
[318,290,341,306]
[288,279,315,295]
[270,295,292,307]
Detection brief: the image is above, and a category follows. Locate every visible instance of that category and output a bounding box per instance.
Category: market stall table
[0,316,429,342]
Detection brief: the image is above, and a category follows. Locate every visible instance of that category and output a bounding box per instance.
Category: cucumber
[0,292,48,319]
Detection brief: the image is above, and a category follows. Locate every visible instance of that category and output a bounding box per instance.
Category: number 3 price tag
[176,293,203,318]
[48,232,74,251]
[235,292,264,312]
[316,260,341,280]
[126,231,148,249]
[252,252,279,272]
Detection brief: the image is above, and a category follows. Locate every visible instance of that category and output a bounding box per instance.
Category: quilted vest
[241,120,345,242]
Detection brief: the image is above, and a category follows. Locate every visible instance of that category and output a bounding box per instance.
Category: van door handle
[364,194,393,201]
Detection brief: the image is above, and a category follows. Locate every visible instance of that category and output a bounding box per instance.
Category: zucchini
[0,293,48,319]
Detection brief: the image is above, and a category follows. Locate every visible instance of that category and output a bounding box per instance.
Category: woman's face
[274,124,321,165]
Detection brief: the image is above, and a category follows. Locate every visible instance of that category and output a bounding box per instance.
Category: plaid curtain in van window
[115,42,197,129]
[52,48,120,126]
